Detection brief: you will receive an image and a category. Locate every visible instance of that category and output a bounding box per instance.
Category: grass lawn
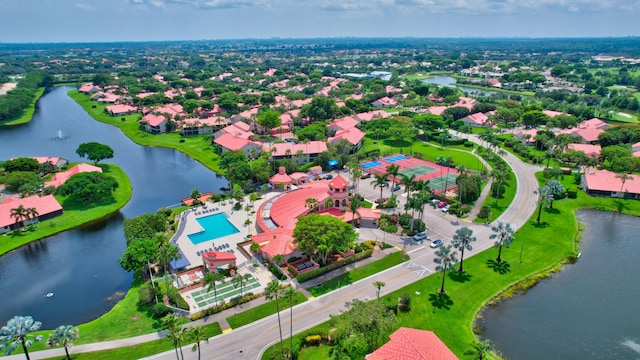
[605,110,639,124]
[308,251,408,297]
[360,137,486,172]
[43,322,222,360]
[0,88,46,126]
[0,164,132,255]
[67,90,223,174]
[473,168,517,223]
[226,292,308,329]
[298,344,332,359]
[264,176,640,359]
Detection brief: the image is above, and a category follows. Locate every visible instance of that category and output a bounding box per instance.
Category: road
[143,134,542,360]
[19,135,542,360]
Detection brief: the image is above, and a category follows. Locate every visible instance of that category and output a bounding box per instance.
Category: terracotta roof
[270,167,293,185]
[583,169,640,194]
[329,174,349,189]
[366,328,458,360]
[579,118,607,129]
[251,228,296,257]
[202,251,237,262]
[217,122,254,140]
[45,163,103,188]
[106,104,137,114]
[464,112,489,125]
[214,133,258,151]
[289,172,309,181]
[269,141,327,157]
[543,110,566,118]
[427,106,448,116]
[0,195,63,229]
[329,116,359,131]
[567,143,601,157]
[141,113,166,127]
[269,182,331,230]
[329,127,365,146]
[30,156,66,166]
[355,110,389,122]
[573,127,604,142]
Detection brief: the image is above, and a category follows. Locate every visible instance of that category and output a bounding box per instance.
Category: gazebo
[269,166,294,189]
[201,251,236,272]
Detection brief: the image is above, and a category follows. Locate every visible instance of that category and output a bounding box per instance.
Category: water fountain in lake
[53,129,66,140]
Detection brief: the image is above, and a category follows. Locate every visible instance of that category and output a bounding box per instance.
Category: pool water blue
[362,161,382,169]
[385,155,407,162]
[188,213,240,244]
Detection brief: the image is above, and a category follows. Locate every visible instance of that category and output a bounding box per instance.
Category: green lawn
[298,344,332,359]
[263,176,640,359]
[226,292,308,329]
[43,322,222,360]
[67,90,223,174]
[473,167,517,223]
[308,251,408,297]
[0,87,45,126]
[360,137,486,172]
[0,164,132,255]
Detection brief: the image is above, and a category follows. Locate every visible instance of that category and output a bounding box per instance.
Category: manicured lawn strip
[308,251,408,297]
[0,164,132,255]
[360,137,486,172]
[0,87,45,126]
[472,168,517,223]
[263,178,640,359]
[43,322,222,360]
[226,292,308,329]
[298,344,332,359]
[67,90,223,174]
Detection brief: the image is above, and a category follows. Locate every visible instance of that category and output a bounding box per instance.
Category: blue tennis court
[362,161,382,169]
[385,155,408,163]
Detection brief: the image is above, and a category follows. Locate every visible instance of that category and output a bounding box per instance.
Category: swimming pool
[188,213,240,245]
[362,161,382,169]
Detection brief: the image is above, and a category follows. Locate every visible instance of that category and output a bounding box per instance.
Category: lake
[0,87,227,328]
[479,209,640,359]
[422,75,502,97]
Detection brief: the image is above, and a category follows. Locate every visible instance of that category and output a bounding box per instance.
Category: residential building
[140,113,168,134]
[581,169,640,199]
[0,195,63,234]
[366,327,458,360]
[45,163,103,188]
[269,141,328,165]
[460,112,489,128]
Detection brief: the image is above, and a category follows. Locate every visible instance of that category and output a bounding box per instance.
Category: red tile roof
[366,328,458,360]
[141,113,167,127]
[583,169,640,194]
[354,110,389,122]
[329,174,349,189]
[0,195,63,229]
[106,104,137,115]
[329,116,359,131]
[202,251,237,262]
[567,143,601,157]
[543,110,566,118]
[45,163,103,188]
[269,141,327,157]
[251,228,296,257]
[214,133,258,151]
[464,112,489,125]
[329,127,365,146]
[269,182,331,230]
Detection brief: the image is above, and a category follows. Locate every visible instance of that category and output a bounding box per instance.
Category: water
[188,213,240,244]
[0,87,227,328]
[422,75,502,97]
[480,209,640,359]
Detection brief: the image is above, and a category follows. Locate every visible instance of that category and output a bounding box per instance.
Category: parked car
[437,201,448,208]
[348,184,356,190]
[441,204,451,212]
[360,173,371,179]
[413,231,427,242]
[430,239,443,248]
[431,199,441,205]
[323,174,333,180]
[392,185,401,192]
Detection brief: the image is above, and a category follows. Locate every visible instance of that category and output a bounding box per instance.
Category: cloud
[129,0,269,9]
[74,2,96,11]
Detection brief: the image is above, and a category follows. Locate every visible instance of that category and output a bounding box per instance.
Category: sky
[1,0,640,43]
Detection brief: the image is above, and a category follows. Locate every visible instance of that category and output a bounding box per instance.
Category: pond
[0,87,227,328]
[479,209,640,359]
[422,75,503,98]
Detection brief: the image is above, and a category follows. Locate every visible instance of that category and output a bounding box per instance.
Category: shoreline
[0,87,46,127]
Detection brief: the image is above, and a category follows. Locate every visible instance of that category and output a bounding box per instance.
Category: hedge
[189,293,259,321]
[296,249,374,283]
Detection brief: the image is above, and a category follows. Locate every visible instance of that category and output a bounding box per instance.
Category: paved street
[18,136,542,360]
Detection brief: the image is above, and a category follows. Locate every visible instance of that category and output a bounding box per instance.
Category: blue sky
[1,0,639,43]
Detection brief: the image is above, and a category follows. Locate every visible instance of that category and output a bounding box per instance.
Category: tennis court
[428,174,458,191]
[384,154,408,163]
[398,164,438,178]
[362,161,382,170]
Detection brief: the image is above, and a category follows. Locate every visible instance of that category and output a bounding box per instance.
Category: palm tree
[452,227,476,272]
[490,168,508,205]
[46,325,79,360]
[24,208,38,228]
[490,221,515,264]
[190,188,201,204]
[265,280,284,357]
[162,313,185,360]
[385,164,400,191]
[158,238,181,306]
[616,172,634,194]
[443,156,453,191]
[534,187,553,223]
[545,180,565,209]
[371,174,389,206]
[203,271,225,306]
[324,197,334,210]
[188,326,208,360]
[373,281,386,299]
[433,244,458,294]
[283,286,296,359]
[464,339,492,360]
[347,196,362,228]
[233,273,251,298]
[0,316,43,360]
[400,173,416,199]
[304,197,318,212]
[219,153,234,190]
[9,205,27,230]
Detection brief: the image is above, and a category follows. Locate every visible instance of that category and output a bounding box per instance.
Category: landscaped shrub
[157,207,172,217]
[567,188,578,199]
[398,292,411,312]
[151,303,170,318]
[305,335,322,345]
[478,205,491,219]
[189,293,258,320]
[137,283,156,307]
[463,141,474,148]
[296,249,373,283]
[167,287,189,310]
[268,263,287,280]
[362,240,377,250]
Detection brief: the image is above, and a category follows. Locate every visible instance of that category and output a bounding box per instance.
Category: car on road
[430,239,443,248]
[392,185,401,192]
[441,204,450,212]
[413,231,427,242]
[437,201,448,208]
[323,174,333,180]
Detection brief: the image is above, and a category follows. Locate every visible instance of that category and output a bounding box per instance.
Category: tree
[464,339,493,360]
[190,188,201,203]
[545,180,565,209]
[257,110,282,136]
[0,316,43,360]
[300,97,338,122]
[292,213,358,265]
[55,172,118,203]
[304,197,318,212]
[162,313,185,360]
[283,286,296,359]
[203,271,225,306]
[265,280,284,357]
[23,207,38,228]
[188,326,208,360]
[616,172,634,193]
[233,273,251,298]
[534,187,554,223]
[3,158,39,173]
[452,227,476,272]
[434,244,458,294]
[119,237,160,273]
[158,238,181,306]
[75,142,114,164]
[9,205,27,230]
[373,281,386,299]
[123,213,167,244]
[2,171,42,193]
[347,196,363,227]
[400,174,416,198]
[46,325,79,360]
[371,174,389,206]
[490,222,515,264]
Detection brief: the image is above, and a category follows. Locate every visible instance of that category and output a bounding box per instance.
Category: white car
[413,231,427,242]
[441,204,450,212]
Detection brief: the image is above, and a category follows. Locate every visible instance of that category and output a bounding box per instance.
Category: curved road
[19,135,542,360]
